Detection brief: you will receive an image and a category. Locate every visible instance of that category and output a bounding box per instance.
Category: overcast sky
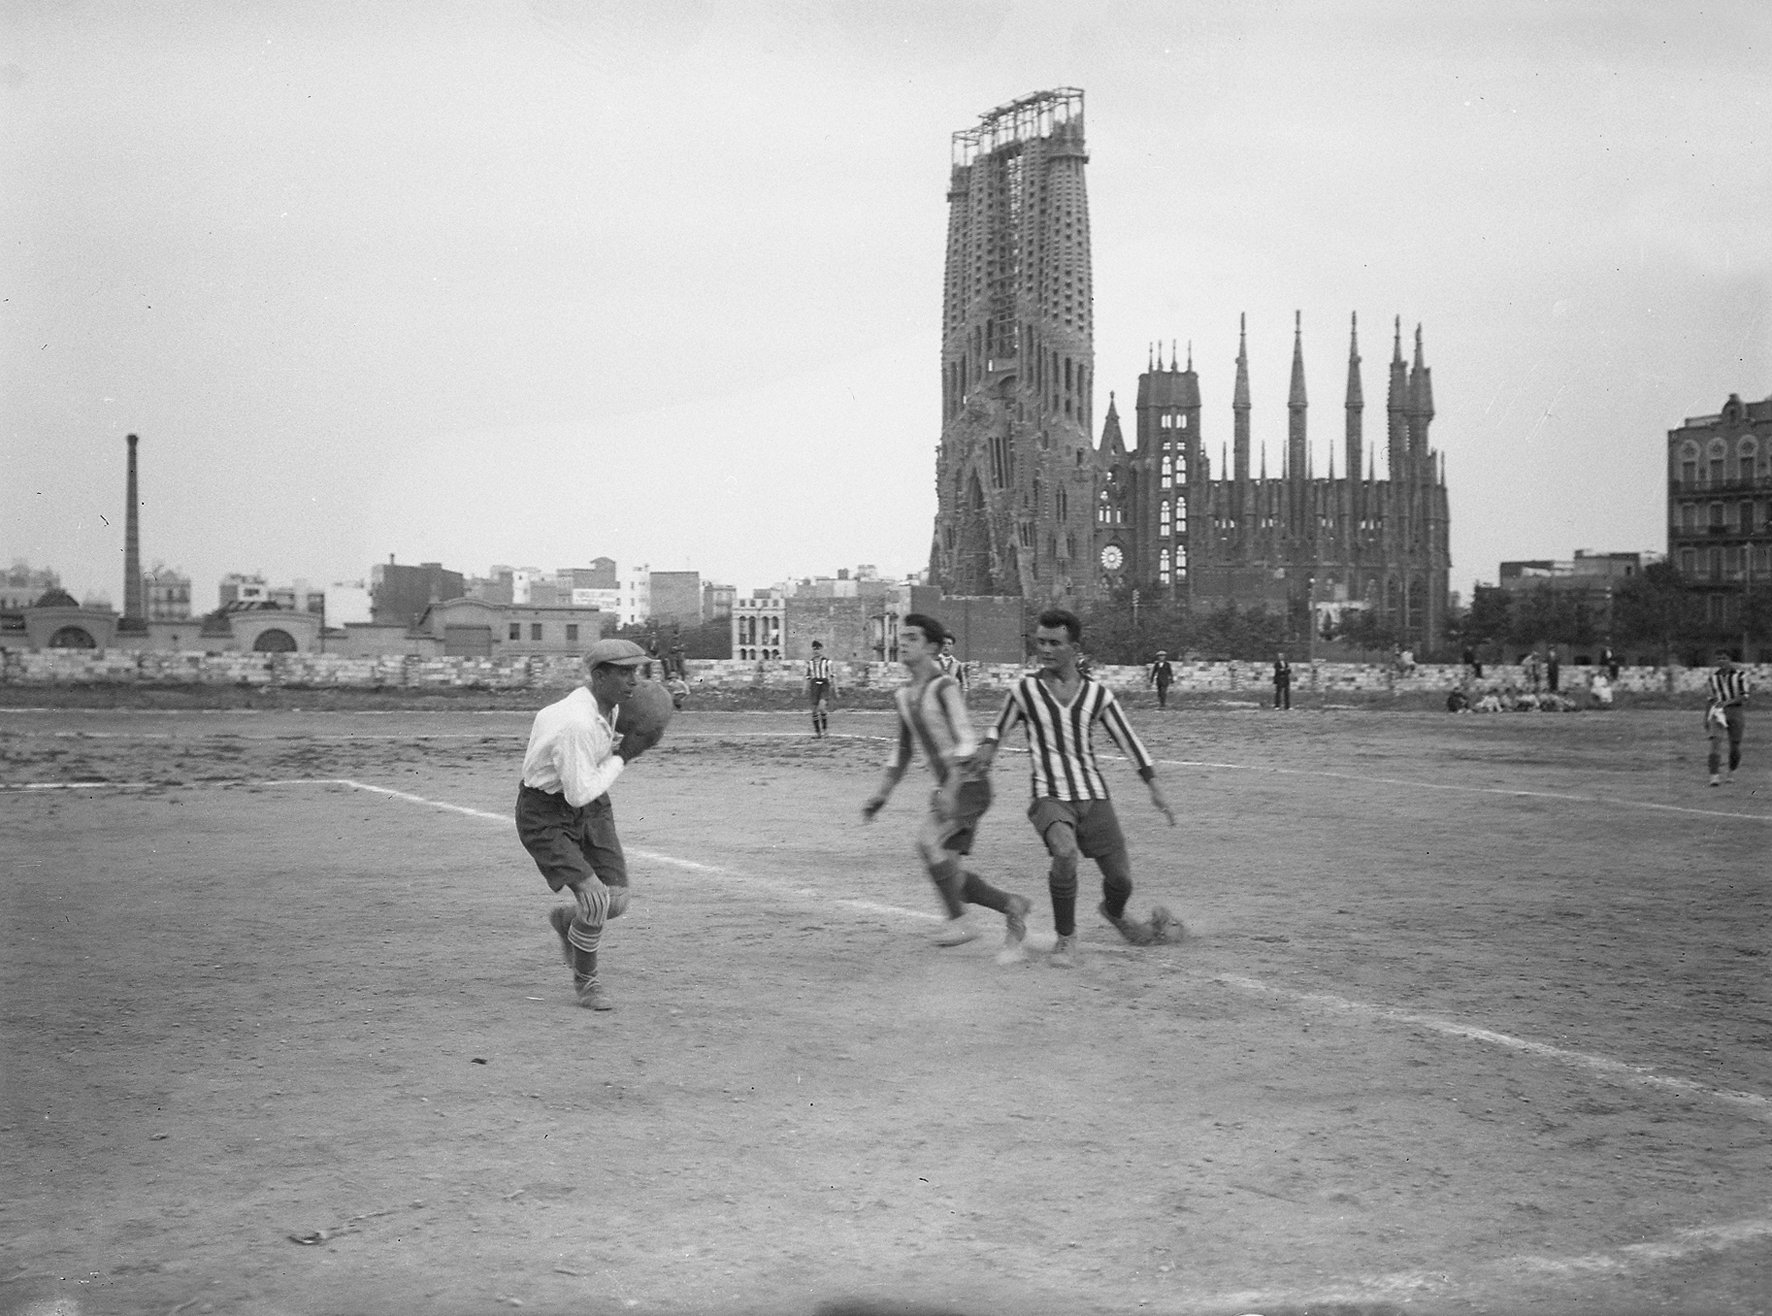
[4,0,1768,613]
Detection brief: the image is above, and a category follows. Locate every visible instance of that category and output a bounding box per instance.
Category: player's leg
[1728,708,1745,774]
[1708,719,1725,783]
[1084,802,1182,945]
[566,797,629,1009]
[517,787,613,1009]
[1028,800,1083,967]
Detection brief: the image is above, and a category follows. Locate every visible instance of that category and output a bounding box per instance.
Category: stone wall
[2,646,1762,698]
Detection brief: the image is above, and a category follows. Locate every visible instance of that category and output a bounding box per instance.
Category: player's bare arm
[862,761,907,821]
[1147,777,1175,826]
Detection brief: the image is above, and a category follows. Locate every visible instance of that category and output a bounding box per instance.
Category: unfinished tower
[928,89,1095,604]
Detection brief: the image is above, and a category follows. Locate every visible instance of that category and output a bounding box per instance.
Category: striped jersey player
[976,607,1180,967]
[1705,651,1750,786]
[862,613,1032,963]
[806,641,836,738]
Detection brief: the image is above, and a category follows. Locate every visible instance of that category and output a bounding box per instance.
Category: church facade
[927,88,1451,654]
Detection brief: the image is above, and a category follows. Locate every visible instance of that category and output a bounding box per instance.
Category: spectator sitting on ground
[1588,671,1614,709]
[1446,688,1471,713]
[1473,690,1504,713]
[665,675,690,710]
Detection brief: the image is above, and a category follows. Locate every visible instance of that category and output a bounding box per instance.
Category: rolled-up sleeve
[558,721,625,807]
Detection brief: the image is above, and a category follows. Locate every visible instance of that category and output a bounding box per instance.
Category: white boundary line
[253,776,1772,1121]
[12,770,1771,1293]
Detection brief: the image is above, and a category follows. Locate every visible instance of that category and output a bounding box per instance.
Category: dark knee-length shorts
[516,784,628,892]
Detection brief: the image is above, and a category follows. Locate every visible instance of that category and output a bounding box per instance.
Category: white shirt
[520,686,626,807]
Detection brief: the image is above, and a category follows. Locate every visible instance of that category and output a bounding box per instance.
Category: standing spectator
[1547,649,1561,694]
[1147,650,1174,709]
[806,640,836,738]
[1272,651,1292,710]
[1706,652,1751,786]
[1523,650,1543,693]
[1398,647,1416,677]
[1463,645,1483,680]
[1602,643,1620,683]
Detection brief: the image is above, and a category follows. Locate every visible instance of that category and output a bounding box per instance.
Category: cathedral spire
[1387,314,1408,482]
[1288,310,1307,485]
[1100,391,1126,456]
[1345,311,1363,522]
[1233,314,1251,484]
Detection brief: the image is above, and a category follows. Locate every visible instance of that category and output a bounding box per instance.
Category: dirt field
[3,695,1769,1316]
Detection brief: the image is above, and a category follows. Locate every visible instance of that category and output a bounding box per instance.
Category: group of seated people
[1449,671,1615,713]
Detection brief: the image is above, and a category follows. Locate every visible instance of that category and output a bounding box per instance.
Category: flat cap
[584,638,649,668]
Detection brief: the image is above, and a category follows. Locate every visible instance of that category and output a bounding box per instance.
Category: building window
[531,623,543,641]
[1680,548,1696,576]
[1159,499,1171,537]
[1742,501,1756,534]
[1708,548,1721,580]
[566,624,578,641]
[1711,502,1725,529]
[1681,503,1697,533]
[1160,454,1172,489]
[1158,548,1171,586]
[509,623,521,640]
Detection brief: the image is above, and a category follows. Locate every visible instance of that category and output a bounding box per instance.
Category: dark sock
[929,859,966,918]
[572,947,598,985]
[960,870,1010,914]
[1101,875,1133,921]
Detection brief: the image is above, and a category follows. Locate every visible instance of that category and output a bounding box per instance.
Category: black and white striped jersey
[987,673,1156,801]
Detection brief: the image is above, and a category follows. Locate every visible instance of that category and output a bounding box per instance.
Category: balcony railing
[1669,474,1771,494]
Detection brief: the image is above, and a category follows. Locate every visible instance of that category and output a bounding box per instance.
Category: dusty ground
[2,695,1769,1316]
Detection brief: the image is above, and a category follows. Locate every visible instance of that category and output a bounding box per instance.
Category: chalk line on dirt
[237,777,1772,1123]
[14,770,1769,1294]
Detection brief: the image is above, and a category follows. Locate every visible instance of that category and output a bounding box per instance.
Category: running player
[516,638,661,1011]
[975,607,1179,967]
[807,640,835,738]
[862,613,1032,963]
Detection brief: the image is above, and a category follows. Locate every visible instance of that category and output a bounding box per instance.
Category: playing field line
[1147,756,1771,822]
[222,775,1772,1125]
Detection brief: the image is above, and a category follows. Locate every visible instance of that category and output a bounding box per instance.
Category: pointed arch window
[1158,548,1172,586]
[1159,499,1171,537]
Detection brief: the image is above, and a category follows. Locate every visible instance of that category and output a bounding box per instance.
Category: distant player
[516,638,661,1011]
[1147,650,1174,709]
[807,640,835,738]
[937,636,969,696]
[863,613,1032,963]
[975,607,1179,968]
[1706,651,1750,787]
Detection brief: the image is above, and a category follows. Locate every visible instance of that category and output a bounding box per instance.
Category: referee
[1706,651,1750,786]
[807,640,836,738]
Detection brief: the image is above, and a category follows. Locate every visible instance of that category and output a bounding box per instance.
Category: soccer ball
[618,680,676,743]
[1148,904,1184,944]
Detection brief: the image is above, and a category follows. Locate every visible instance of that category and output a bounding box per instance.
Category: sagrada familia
[927,89,1451,652]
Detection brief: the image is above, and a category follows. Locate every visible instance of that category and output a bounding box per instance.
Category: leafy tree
[1612,561,1700,666]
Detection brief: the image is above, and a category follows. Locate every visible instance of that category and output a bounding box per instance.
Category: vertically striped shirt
[1708,666,1750,707]
[988,673,1157,801]
[888,674,976,787]
[807,654,834,684]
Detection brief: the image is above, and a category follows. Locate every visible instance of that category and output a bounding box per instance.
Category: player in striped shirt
[806,641,836,738]
[863,614,1033,963]
[1706,651,1750,786]
[974,607,1179,967]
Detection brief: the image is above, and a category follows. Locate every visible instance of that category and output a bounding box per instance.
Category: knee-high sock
[1048,854,1078,936]
[568,882,608,968]
[928,856,966,919]
[959,869,1011,914]
[1101,871,1133,921]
